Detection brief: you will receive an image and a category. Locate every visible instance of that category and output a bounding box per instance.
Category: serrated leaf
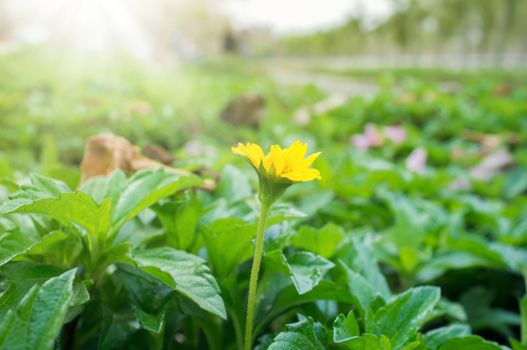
[267,315,327,350]
[0,229,37,266]
[0,174,70,212]
[263,250,335,295]
[26,174,71,197]
[344,334,392,350]
[131,247,226,319]
[0,268,77,350]
[374,286,441,350]
[424,324,471,349]
[111,169,203,229]
[287,252,335,295]
[0,192,111,235]
[79,170,127,205]
[438,336,503,350]
[333,311,360,343]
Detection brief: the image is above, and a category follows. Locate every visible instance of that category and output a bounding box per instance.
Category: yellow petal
[281,168,321,182]
[269,145,285,175]
[246,143,264,168]
[232,141,321,184]
[231,143,247,156]
[302,152,321,168]
[262,154,272,172]
[286,140,307,160]
[232,143,264,169]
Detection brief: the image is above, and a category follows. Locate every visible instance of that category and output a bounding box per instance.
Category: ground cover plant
[0,50,527,349]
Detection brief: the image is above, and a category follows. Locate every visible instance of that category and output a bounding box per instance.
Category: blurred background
[1,2,527,344]
[0,0,526,186]
[1,0,526,65]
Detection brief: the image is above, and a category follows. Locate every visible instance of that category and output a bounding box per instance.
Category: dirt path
[266,66,380,96]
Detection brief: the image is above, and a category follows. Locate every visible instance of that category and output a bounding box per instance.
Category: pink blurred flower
[406,147,427,174]
[364,123,383,147]
[351,124,407,151]
[384,125,407,144]
[351,134,371,150]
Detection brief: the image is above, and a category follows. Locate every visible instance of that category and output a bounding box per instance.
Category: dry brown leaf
[80,133,215,190]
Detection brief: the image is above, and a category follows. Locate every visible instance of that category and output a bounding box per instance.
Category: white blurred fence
[265,53,527,70]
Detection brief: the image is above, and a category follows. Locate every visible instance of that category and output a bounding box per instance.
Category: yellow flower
[232,140,321,182]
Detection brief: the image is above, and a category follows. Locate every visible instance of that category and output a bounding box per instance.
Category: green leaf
[26,230,79,258]
[217,165,252,203]
[0,269,77,350]
[64,279,90,323]
[0,192,111,235]
[291,223,344,258]
[263,250,335,295]
[202,218,255,279]
[461,287,520,337]
[256,281,355,332]
[438,336,503,350]
[373,287,441,350]
[415,248,505,283]
[433,299,467,322]
[351,238,391,301]
[287,252,335,295]
[134,306,166,334]
[511,338,527,350]
[79,170,127,205]
[97,242,133,271]
[333,311,360,343]
[26,230,67,255]
[424,324,471,349]
[345,267,381,316]
[0,174,70,212]
[96,304,134,349]
[0,263,64,318]
[131,247,226,319]
[154,194,201,250]
[112,169,203,229]
[342,334,392,350]
[267,315,327,350]
[25,173,71,197]
[115,264,168,313]
[27,230,82,269]
[503,168,527,198]
[0,229,37,266]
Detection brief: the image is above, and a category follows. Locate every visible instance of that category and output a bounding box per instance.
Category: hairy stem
[244,202,271,350]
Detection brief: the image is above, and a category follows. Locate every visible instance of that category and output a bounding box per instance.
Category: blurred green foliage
[0,49,527,349]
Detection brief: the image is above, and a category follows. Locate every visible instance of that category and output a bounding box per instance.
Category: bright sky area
[219,0,394,34]
[0,0,394,58]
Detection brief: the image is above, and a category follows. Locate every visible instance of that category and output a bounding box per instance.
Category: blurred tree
[274,0,526,69]
[0,0,11,41]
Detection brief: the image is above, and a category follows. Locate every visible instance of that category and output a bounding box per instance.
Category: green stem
[244,201,271,350]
